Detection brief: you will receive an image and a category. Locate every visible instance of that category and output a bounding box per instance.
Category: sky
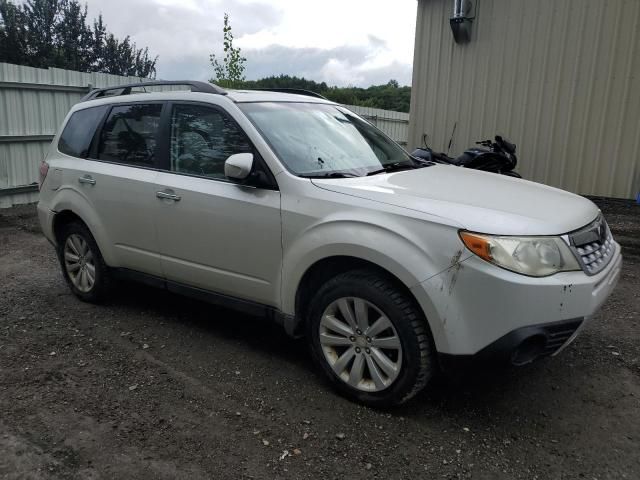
[83,0,418,87]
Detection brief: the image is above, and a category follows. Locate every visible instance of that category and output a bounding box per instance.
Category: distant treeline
[237,75,411,113]
[0,0,157,78]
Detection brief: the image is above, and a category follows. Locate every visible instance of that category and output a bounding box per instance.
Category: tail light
[38,161,49,190]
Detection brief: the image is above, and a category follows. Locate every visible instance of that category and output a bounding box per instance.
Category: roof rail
[81,80,226,101]
[250,88,328,100]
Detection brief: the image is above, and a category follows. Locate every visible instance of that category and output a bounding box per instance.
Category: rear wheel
[307,269,436,407]
[57,221,112,303]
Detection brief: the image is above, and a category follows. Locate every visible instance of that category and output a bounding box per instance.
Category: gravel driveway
[1,199,639,479]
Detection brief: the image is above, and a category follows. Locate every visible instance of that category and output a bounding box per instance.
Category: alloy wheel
[63,234,96,293]
[319,297,403,392]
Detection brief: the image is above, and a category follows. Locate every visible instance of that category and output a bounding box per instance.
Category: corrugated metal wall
[0,63,410,207]
[0,63,149,207]
[346,105,410,146]
[409,0,640,199]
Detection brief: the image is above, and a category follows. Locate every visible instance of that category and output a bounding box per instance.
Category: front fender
[280,214,468,316]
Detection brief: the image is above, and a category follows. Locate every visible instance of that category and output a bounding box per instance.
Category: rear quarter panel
[41,160,116,265]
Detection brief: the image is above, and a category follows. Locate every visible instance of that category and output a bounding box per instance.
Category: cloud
[86,0,283,63]
[244,44,371,84]
[82,0,415,87]
[367,35,387,50]
[352,61,413,87]
[242,40,412,87]
[154,42,412,87]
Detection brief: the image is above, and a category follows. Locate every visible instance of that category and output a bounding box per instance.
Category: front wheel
[307,270,436,407]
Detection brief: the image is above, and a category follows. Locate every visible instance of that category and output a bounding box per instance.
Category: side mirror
[224,153,254,181]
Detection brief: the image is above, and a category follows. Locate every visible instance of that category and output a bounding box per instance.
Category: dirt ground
[1,198,639,480]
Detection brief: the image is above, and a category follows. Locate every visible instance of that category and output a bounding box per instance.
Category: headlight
[459,231,581,277]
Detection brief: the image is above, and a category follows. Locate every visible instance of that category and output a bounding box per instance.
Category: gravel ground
[1,198,639,480]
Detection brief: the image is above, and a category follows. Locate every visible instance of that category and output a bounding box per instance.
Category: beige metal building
[409,0,640,200]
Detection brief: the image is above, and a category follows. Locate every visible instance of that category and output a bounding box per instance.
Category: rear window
[58,106,108,158]
[97,103,163,167]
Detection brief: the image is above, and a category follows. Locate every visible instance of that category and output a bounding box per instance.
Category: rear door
[73,101,165,276]
[152,102,282,306]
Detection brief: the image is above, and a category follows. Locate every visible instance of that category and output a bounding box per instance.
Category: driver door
[153,102,282,307]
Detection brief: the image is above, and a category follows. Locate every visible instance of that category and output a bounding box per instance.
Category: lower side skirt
[112,268,301,336]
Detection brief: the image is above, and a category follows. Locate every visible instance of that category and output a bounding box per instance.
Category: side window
[58,105,108,158]
[169,104,252,179]
[97,103,162,167]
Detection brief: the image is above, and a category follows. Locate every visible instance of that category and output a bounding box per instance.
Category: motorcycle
[411,135,522,178]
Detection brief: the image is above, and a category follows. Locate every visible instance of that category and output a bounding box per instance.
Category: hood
[311,165,599,235]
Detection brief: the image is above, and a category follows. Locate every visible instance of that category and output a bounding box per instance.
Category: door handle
[78,175,96,185]
[156,190,181,201]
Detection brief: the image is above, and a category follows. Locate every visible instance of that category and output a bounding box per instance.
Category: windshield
[238,102,413,177]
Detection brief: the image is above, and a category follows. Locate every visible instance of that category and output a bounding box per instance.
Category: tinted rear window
[97,103,163,167]
[58,106,108,158]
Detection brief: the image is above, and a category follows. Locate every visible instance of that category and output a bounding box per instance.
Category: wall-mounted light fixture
[450,0,474,44]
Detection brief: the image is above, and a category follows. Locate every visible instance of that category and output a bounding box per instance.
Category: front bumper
[438,317,585,368]
[411,243,622,356]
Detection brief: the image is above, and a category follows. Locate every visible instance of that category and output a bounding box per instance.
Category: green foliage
[0,0,28,65]
[0,0,157,77]
[236,75,411,112]
[209,13,246,88]
[240,75,329,92]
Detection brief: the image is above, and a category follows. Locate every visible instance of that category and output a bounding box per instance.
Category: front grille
[567,216,615,276]
[541,319,583,356]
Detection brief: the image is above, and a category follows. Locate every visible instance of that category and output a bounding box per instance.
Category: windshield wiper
[300,171,360,178]
[366,162,417,176]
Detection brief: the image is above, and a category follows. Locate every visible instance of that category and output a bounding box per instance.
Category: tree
[0,0,157,77]
[90,14,107,70]
[0,0,28,64]
[54,0,93,71]
[23,0,58,67]
[235,74,412,112]
[209,13,246,88]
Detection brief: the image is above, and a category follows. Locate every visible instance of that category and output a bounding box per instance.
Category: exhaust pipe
[511,335,547,366]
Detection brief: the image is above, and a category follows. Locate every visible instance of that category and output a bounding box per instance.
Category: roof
[79,80,332,107]
[70,89,334,114]
[225,89,332,104]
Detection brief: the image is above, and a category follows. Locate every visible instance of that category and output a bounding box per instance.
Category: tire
[306,269,436,407]
[57,220,112,303]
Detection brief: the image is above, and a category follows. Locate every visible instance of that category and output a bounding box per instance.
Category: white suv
[37,81,622,406]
